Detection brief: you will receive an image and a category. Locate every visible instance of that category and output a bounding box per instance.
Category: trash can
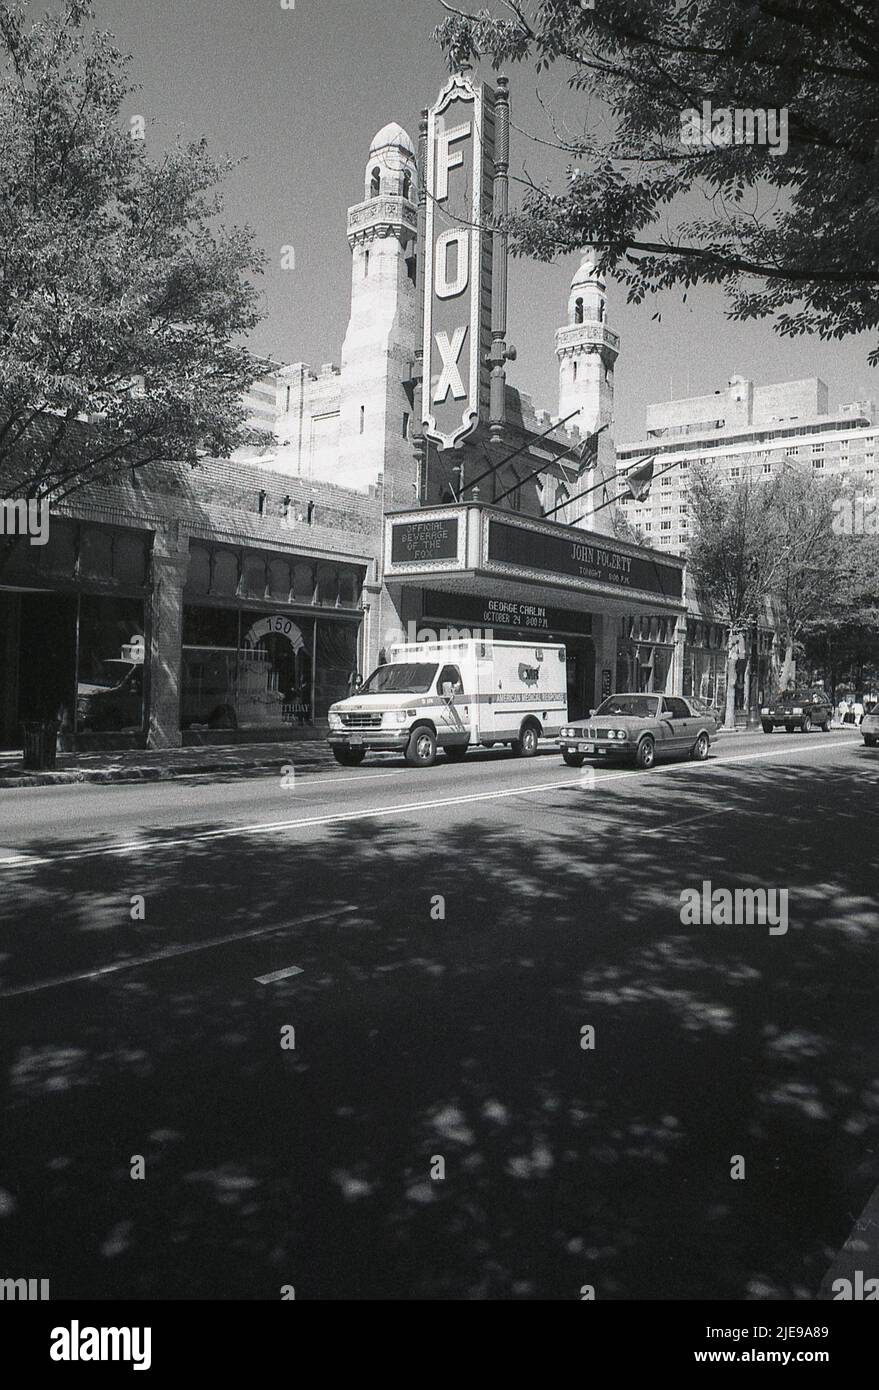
[21,720,59,771]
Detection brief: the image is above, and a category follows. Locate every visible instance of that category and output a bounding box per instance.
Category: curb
[0,756,332,789]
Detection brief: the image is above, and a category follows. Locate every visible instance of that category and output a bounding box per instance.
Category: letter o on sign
[435,228,469,299]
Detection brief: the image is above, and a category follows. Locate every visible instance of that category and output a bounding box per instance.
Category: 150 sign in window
[421,75,494,451]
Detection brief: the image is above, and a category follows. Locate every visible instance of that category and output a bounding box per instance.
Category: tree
[0,0,266,536]
[767,464,843,689]
[686,464,780,727]
[434,0,879,360]
[802,533,879,696]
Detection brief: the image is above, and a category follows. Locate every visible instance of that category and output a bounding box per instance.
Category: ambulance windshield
[359,663,439,695]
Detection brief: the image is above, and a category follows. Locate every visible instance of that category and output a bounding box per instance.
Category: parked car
[860,704,879,747]
[687,695,721,733]
[760,689,833,734]
[77,659,144,731]
[558,693,714,770]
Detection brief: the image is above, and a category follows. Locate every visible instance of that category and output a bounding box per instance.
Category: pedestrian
[838,695,851,726]
[853,694,865,726]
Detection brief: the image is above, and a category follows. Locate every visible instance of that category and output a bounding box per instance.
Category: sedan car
[760,688,832,734]
[687,695,721,733]
[559,693,714,770]
[861,704,879,747]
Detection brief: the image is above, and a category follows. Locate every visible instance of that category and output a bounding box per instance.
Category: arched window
[364,248,369,278]
[574,297,584,324]
[402,171,412,200]
[370,166,381,197]
[573,360,578,382]
[359,405,365,434]
[598,300,605,323]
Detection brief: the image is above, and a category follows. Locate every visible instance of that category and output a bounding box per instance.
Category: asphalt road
[0,728,876,1299]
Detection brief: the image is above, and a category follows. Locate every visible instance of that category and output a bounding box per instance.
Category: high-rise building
[616,376,876,553]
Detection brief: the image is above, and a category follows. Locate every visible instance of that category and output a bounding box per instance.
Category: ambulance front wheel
[332,746,366,766]
[406,726,437,768]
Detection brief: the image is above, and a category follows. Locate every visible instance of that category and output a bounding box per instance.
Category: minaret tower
[555,249,620,529]
[555,249,618,434]
[337,124,419,494]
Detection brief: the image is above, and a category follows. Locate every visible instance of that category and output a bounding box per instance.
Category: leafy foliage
[0,0,266,509]
[435,1,879,358]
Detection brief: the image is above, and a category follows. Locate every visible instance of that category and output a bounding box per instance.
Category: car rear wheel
[802,715,813,733]
[821,718,831,732]
[562,750,585,768]
[406,726,437,768]
[444,744,468,762]
[761,722,773,734]
[332,746,366,767]
[691,731,710,761]
[636,736,655,770]
[511,723,540,758]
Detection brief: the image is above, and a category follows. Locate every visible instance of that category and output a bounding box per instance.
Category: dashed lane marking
[0,738,859,869]
[254,965,304,985]
[0,906,354,1000]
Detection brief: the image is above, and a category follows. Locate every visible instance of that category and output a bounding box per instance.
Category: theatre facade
[0,74,762,752]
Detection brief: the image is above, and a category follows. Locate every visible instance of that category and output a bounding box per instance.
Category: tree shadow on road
[0,755,877,1299]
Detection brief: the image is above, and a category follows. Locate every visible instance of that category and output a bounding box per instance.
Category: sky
[91,0,879,443]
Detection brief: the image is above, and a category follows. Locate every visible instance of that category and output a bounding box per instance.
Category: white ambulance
[327,639,568,767]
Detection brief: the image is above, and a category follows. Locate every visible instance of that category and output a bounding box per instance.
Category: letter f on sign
[436,122,470,200]
[434,327,467,403]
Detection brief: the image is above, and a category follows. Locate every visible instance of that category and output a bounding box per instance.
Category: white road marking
[254,965,304,985]
[641,805,733,836]
[0,738,859,869]
[0,906,354,1000]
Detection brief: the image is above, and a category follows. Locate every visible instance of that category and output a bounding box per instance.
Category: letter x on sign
[433,327,467,403]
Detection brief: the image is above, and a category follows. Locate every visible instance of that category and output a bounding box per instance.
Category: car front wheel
[761,721,773,734]
[802,715,813,733]
[691,732,710,761]
[864,735,877,747]
[562,750,585,768]
[636,737,655,770]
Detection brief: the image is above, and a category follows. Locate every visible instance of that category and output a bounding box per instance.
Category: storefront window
[314,622,358,720]
[76,595,145,734]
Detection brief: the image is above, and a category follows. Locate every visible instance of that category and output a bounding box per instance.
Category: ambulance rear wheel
[511,722,540,758]
[406,726,437,767]
[444,744,468,762]
[332,746,366,766]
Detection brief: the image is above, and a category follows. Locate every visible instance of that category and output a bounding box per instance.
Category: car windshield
[594,695,660,719]
[81,660,136,689]
[358,663,439,695]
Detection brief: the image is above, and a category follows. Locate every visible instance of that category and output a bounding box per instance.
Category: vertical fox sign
[421,74,496,450]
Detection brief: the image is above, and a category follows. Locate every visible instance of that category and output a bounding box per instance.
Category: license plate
[578,742,594,753]
[347,738,364,748]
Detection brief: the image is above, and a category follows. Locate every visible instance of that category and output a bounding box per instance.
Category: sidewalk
[0,739,338,789]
